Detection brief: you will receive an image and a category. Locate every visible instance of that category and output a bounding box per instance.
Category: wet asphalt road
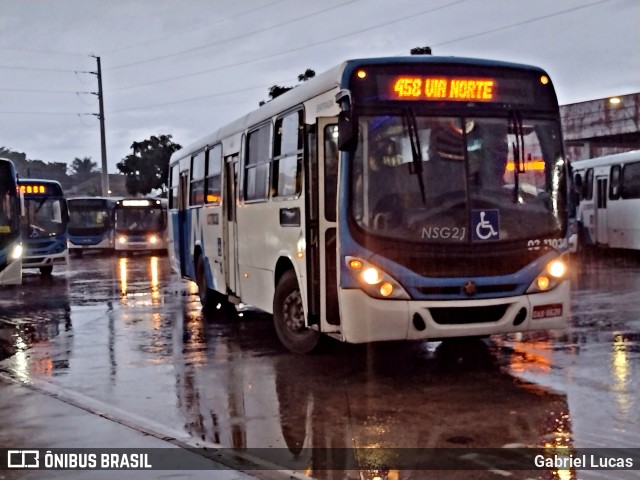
[0,250,638,479]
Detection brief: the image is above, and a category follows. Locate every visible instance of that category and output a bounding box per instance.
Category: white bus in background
[113,198,167,255]
[572,150,640,251]
[168,56,573,354]
[67,197,118,256]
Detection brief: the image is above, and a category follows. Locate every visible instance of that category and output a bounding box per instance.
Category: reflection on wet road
[0,251,639,478]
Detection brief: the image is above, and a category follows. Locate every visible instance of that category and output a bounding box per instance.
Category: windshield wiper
[509,110,526,203]
[403,108,426,204]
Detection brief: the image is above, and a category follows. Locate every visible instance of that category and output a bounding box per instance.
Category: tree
[410,46,432,55]
[260,68,316,105]
[116,135,181,196]
[69,157,98,183]
[297,69,316,82]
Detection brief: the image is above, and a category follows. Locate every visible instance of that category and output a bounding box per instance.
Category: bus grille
[429,305,508,325]
[418,283,518,296]
[380,245,547,278]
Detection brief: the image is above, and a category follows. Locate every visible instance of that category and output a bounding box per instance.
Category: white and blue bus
[572,150,640,251]
[0,158,23,285]
[18,179,69,276]
[67,196,118,256]
[168,56,573,353]
[113,198,168,254]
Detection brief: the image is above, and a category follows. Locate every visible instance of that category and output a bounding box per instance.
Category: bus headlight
[118,235,127,244]
[10,243,23,260]
[527,258,568,293]
[148,234,158,244]
[346,256,410,300]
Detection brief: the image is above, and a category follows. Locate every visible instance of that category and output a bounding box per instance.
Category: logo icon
[471,209,500,241]
[463,280,477,296]
[7,450,40,468]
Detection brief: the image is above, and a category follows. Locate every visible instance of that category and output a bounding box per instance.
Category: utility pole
[91,56,109,196]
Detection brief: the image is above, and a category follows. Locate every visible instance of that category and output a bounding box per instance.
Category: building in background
[562,92,640,161]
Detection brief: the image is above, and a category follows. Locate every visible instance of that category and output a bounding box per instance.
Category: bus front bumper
[22,251,69,269]
[337,282,569,344]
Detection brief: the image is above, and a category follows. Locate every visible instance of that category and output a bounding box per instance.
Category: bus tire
[273,270,321,354]
[40,266,53,276]
[196,255,215,311]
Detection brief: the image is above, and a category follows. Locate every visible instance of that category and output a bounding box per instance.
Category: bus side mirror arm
[336,90,358,152]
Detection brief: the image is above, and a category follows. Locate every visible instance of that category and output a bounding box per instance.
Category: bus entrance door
[316,118,340,332]
[223,155,239,299]
[595,176,608,245]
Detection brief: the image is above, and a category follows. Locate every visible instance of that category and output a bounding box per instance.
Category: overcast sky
[1,0,638,173]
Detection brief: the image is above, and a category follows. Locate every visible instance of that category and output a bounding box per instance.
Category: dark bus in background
[67,196,118,256]
[113,198,167,255]
[0,158,23,285]
[18,179,69,276]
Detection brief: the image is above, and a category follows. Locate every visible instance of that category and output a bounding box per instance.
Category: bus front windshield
[350,114,566,245]
[115,207,164,233]
[69,205,110,234]
[21,197,67,239]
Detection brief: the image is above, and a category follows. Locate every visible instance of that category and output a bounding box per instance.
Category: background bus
[168,56,573,353]
[18,179,69,276]
[67,196,118,256]
[572,149,640,251]
[0,158,23,285]
[113,198,167,255]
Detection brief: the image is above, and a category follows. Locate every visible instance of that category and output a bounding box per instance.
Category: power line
[105,0,290,55]
[431,0,611,48]
[109,0,611,97]
[108,0,469,93]
[108,0,363,70]
[0,64,79,73]
[0,110,93,116]
[0,45,89,58]
[0,88,92,94]
[107,80,292,114]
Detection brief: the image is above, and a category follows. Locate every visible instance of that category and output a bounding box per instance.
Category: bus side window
[583,168,594,200]
[245,123,271,202]
[190,151,206,206]
[609,165,621,200]
[206,144,222,205]
[272,111,303,199]
[169,165,179,209]
[574,173,583,201]
[621,161,640,199]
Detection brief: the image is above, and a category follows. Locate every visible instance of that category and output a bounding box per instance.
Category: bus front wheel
[273,270,320,354]
[40,266,53,276]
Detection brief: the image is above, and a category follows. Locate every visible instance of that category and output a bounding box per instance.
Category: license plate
[532,303,563,319]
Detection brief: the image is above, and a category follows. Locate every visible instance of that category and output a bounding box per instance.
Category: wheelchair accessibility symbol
[471,209,500,241]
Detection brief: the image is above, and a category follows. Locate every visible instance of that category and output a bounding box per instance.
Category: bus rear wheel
[195,255,214,310]
[273,270,320,354]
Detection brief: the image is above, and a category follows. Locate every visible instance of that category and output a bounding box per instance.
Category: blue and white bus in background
[0,158,23,285]
[18,179,69,276]
[113,198,167,255]
[571,149,640,251]
[67,196,118,256]
[168,56,573,353]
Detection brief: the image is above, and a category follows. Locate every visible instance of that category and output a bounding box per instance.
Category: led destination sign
[393,77,495,101]
[365,71,543,106]
[392,76,495,101]
[19,184,48,195]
